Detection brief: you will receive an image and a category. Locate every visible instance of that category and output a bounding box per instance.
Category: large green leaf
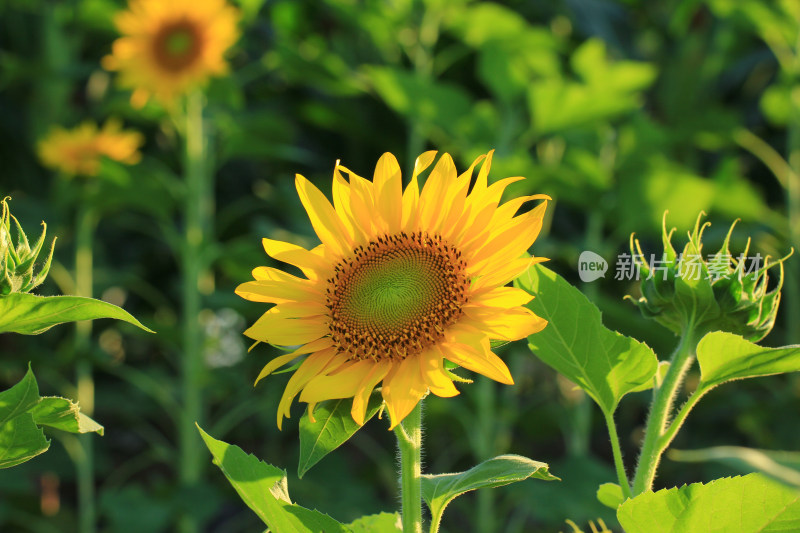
[696,331,800,391]
[0,366,103,469]
[516,264,659,416]
[0,293,154,335]
[197,425,348,533]
[617,474,800,532]
[298,391,383,478]
[421,454,558,528]
[347,513,401,532]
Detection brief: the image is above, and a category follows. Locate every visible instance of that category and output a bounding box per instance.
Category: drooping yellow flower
[237,151,550,429]
[102,0,240,108]
[37,120,144,177]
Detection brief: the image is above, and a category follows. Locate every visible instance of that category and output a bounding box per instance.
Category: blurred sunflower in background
[237,151,550,429]
[102,0,240,108]
[37,120,144,177]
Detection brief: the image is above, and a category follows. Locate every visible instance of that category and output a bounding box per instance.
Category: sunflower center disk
[327,232,469,361]
[152,20,203,71]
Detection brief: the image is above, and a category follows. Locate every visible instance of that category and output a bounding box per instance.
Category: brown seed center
[326,232,469,361]
[152,19,203,72]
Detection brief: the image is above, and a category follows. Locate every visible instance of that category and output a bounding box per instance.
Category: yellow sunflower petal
[465,307,547,341]
[467,200,549,274]
[441,339,514,385]
[254,337,333,385]
[381,355,427,430]
[351,360,391,425]
[418,153,456,231]
[277,348,338,429]
[420,347,459,397]
[332,165,365,244]
[469,286,534,308]
[243,307,329,346]
[373,152,403,234]
[402,150,438,228]
[471,256,548,293]
[295,174,353,257]
[262,238,330,279]
[235,278,318,304]
[299,359,375,404]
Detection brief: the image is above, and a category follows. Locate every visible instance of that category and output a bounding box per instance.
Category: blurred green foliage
[1,0,798,531]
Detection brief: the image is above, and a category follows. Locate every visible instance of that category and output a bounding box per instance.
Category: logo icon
[578,251,608,282]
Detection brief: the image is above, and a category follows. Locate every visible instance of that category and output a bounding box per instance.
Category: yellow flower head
[102,0,240,108]
[37,120,144,177]
[237,151,550,429]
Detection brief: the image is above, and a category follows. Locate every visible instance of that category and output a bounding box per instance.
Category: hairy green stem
[395,402,423,533]
[603,411,632,499]
[179,90,208,533]
[632,329,697,495]
[75,203,97,533]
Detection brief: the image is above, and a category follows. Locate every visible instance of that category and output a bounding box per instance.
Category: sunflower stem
[178,90,208,533]
[631,327,697,495]
[395,402,423,533]
[75,201,97,533]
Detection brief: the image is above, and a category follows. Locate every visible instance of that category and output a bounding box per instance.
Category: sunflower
[37,120,144,177]
[237,151,549,429]
[102,0,239,108]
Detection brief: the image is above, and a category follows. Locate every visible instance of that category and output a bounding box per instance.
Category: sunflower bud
[628,212,791,342]
[0,197,56,295]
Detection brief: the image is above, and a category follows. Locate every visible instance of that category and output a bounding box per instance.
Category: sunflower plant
[198,150,561,533]
[515,213,800,532]
[0,197,151,470]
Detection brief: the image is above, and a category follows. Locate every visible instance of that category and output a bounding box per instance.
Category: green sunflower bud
[628,212,792,342]
[0,197,56,295]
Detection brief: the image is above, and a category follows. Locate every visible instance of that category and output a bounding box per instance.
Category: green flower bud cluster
[1,197,56,295]
[628,212,791,342]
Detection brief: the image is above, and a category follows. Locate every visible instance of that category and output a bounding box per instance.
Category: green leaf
[0,293,154,335]
[596,482,624,509]
[0,366,49,468]
[696,331,800,391]
[421,454,558,527]
[629,361,670,393]
[0,366,41,426]
[0,412,49,469]
[669,446,800,489]
[30,397,104,436]
[516,264,659,416]
[197,425,348,532]
[0,366,103,468]
[617,474,800,532]
[347,512,402,532]
[298,391,383,478]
